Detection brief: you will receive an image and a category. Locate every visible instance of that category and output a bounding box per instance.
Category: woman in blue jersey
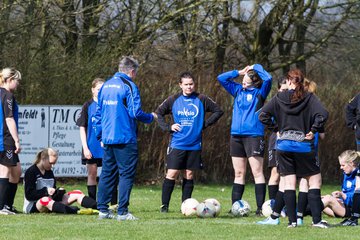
[259,69,329,228]
[0,68,22,215]
[217,64,272,215]
[156,72,223,213]
[23,148,97,214]
[77,78,117,203]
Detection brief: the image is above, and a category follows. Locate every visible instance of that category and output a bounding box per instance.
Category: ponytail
[0,68,21,85]
[33,148,58,164]
[287,69,305,103]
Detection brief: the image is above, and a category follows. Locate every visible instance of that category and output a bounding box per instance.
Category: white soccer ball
[204,198,221,217]
[181,198,199,216]
[261,199,275,217]
[231,200,251,217]
[196,201,217,218]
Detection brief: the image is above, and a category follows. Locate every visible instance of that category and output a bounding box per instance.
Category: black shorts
[81,158,102,167]
[277,150,320,177]
[268,149,277,168]
[0,149,20,167]
[166,147,202,170]
[230,136,265,158]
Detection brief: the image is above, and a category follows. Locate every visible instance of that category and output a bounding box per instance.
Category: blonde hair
[33,148,58,164]
[91,78,104,88]
[338,150,360,166]
[304,78,317,94]
[0,68,21,85]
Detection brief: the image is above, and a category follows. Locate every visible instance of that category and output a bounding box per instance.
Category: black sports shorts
[166,147,202,170]
[230,136,265,158]
[277,150,320,177]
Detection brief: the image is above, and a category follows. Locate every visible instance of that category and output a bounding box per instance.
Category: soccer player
[0,68,22,215]
[157,72,223,213]
[77,78,118,204]
[345,93,360,151]
[259,69,329,228]
[23,148,97,214]
[217,64,272,216]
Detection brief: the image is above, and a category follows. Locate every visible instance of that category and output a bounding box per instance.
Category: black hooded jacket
[345,93,360,139]
[259,90,328,134]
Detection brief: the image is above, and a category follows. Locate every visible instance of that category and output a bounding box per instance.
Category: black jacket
[345,93,360,139]
[259,90,328,134]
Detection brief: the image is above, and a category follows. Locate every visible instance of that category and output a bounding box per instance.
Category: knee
[39,197,52,206]
[252,169,264,179]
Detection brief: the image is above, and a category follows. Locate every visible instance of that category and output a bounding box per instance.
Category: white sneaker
[98,211,116,220]
[116,212,139,221]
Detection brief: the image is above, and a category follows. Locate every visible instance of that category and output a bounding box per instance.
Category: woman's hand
[47,187,56,196]
[171,123,181,132]
[83,147,92,159]
[238,66,249,75]
[305,131,314,140]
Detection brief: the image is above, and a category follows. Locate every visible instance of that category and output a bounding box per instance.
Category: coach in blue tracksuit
[345,93,360,151]
[156,72,223,213]
[94,56,156,221]
[217,64,272,215]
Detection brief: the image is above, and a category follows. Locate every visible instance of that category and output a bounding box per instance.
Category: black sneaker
[160,205,169,213]
[338,218,358,226]
[255,209,264,217]
[4,205,18,214]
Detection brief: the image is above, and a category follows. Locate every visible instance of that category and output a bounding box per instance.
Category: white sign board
[18,105,93,177]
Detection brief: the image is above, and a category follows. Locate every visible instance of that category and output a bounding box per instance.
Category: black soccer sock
[268,185,279,200]
[81,196,97,209]
[255,183,266,210]
[52,202,78,214]
[271,190,285,219]
[350,191,360,221]
[87,185,97,201]
[284,190,297,224]
[6,182,18,208]
[0,178,9,209]
[232,183,245,204]
[308,189,322,224]
[182,178,194,202]
[162,178,175,206]
[297,191,308,219]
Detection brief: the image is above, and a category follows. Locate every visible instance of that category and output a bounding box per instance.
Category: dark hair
[287,69,305,103]
[179,71,195,83]
[277,76,287,89]
[118,56,139,74]
[247,70,262,88]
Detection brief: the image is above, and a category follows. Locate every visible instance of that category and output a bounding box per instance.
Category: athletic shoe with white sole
[116,212,139,221]
[98,211,116,220]
[256,217,280,225]
[312,220,330,228]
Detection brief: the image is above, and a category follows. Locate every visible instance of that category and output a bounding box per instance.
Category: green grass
[2,183,360,239]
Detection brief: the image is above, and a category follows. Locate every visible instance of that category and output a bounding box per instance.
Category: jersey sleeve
[345,94,360,129]
[201,95,224,128]
[253,64,273,99]
[125,82,154,123]
[155,95,174,132]
[76,101,89,127]
[3,92,15,118]
[217,70,242,97]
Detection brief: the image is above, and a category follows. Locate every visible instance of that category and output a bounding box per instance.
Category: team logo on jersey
[346,180,353,188]
[177,103,199,118]
[246,94,253,102]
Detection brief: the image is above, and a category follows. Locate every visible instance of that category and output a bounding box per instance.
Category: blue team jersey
[217,64,272,136]
[170,94,205,150]
[76,99,104,159]
[342,168,357,207]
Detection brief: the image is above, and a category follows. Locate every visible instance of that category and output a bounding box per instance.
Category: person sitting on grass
[23,148,97,214]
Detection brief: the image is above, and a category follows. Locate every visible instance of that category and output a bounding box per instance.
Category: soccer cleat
[338,218,358,226]
[297,218,303,226]
[160,205,169,213]
[256,217,280,225]
[117,212,139,221]
[0,208,16,215]
[78,208,99,215]
[287,222,297,228]
[98,211,116,220]
[312,220,330,228]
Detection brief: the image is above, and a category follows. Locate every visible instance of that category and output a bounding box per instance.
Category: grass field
[1,182,360,239]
